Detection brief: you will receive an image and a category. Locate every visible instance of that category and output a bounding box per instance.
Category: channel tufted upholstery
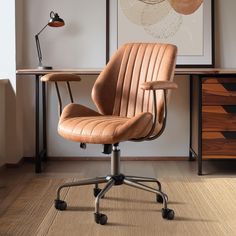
[58,104,153,144]
[58,43,177,144]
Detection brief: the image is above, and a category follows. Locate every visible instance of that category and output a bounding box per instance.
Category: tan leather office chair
[42,43,177,225]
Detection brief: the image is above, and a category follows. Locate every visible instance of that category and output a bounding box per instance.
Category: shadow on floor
[203,159,236,177]
[66,205,160,212]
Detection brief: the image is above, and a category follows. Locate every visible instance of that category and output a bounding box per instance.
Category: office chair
[42,43,178,225]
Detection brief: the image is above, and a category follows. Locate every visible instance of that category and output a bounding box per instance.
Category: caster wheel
[162,208,175,220]
[93,188,105,198]
[54,199,67,211]
[156,193,168,203]
[94,213,108,225]
[80,143,87,149]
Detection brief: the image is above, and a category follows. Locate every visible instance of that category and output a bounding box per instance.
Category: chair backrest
[92,43,177,122]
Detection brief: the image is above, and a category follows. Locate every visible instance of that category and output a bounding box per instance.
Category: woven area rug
[35,177,236,236]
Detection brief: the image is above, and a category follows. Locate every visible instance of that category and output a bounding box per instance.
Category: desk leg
[189,75,195,161]
[42,81,47,161]
[35,75,41,173]
[189,76,203,175]
[198,78,203,175]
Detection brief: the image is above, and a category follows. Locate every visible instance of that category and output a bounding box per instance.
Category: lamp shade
[48,11,65,27]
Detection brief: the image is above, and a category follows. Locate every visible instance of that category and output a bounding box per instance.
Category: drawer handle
[222,131,236,139]
[222,83,236,91]
[222,105,236,113]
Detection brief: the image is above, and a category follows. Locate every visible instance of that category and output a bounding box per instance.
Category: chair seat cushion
[58,103,154,144]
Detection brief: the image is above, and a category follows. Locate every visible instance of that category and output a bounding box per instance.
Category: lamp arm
[36,23,48,36]
[35,35,42,66]
[35,23,48,67]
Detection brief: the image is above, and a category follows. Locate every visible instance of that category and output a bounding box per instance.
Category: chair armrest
[140,81,178,90]
[41,73,81,116]
[134,80,177,142]
[41,73,81,82]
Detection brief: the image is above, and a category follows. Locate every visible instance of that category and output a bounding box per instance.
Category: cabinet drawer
[202,132,236,156]
[202,83,236,105]
[202,106,236,131]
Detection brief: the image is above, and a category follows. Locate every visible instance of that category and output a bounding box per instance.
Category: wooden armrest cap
[140,81,178,90]
[41,73,81,82]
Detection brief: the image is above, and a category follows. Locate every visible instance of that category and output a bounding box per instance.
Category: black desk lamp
[35,11,65,69]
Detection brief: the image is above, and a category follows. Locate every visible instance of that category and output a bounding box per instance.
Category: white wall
[214,0,236,68]
[22,0,106,69]
[0,81,6,166]
[0,0,16,90]
[0,0,24,166]
[16,0,236,159]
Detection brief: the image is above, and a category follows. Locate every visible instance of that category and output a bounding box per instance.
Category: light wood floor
[0,160,236,236]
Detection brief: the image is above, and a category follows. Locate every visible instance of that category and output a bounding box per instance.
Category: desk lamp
[35,11,65,69]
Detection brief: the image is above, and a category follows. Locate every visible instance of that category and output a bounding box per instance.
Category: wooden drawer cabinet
[190,73,236,175]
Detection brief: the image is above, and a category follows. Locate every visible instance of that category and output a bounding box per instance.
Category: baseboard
[0,164,6,171]
[4,156,189,168]
[44,156,188,161]
[5,157,25,168]
[23,157,35,163]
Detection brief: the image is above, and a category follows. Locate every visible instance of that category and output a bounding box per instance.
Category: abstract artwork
[115,0,214,67]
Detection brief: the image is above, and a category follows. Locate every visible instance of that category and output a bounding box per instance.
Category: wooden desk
[16,68,236,174]
[16,68,102,76]
[17,68,236,76]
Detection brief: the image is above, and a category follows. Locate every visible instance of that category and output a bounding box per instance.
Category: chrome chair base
[55,145,175,224]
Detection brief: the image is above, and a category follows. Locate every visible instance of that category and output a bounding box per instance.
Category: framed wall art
[107,0,214,67]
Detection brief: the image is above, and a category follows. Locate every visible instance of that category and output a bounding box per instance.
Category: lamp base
[38,66,53,70]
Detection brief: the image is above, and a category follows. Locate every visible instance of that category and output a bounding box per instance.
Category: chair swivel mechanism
[41,43,178,225]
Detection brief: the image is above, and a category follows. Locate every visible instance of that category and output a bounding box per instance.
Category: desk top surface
[16,68,236,76]
[16,68,102,75]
